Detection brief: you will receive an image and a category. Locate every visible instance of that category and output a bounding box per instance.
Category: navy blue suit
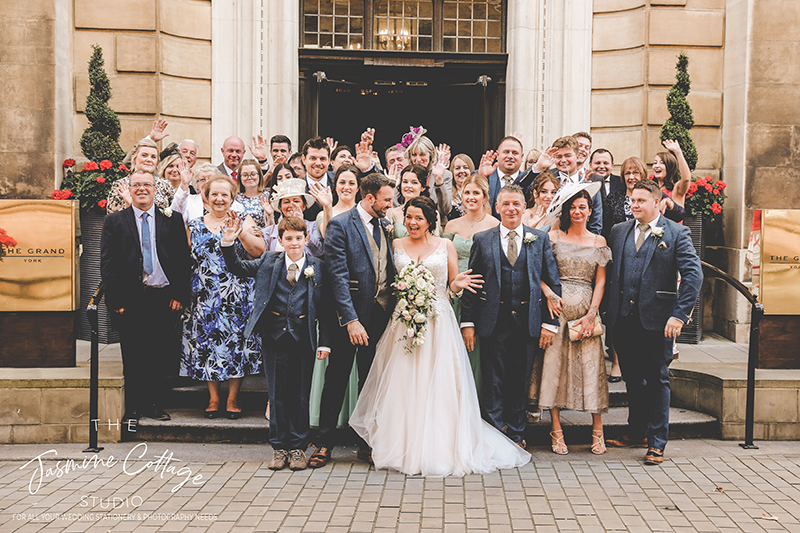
[317,205,396,448]
[461,225,561,442]
[222,246,330,450]
[606,215,702,451]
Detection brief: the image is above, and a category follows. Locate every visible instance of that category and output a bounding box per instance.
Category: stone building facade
[2,0,799,340]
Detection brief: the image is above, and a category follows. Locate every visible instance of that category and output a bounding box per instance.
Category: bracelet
[257,158,268,165]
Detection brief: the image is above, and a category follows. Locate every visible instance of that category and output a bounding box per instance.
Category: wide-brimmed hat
[271,178,315,211]
[539,180,602,228]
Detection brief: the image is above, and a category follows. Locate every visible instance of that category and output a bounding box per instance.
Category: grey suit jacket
[605,215,703,331]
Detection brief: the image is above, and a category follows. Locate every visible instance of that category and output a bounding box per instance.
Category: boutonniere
[161,207,172,218]
[523,232,537,245]
[386,224,395,240]
[304,265,315,279]
[651,226,664,241]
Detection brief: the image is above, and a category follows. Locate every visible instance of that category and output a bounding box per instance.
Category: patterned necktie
[507,230,518,266]
[141,212,153,275]
[370,217,382,248]
[635,222,649,251]
[287,263,297,286]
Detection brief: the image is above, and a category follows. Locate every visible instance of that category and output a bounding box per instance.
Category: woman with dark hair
[349,195,530,476]
[387,164,439,237]
[312,164,361,238]
[531,189,611,455]
[522,171,560,229]
[267,162,297,190]
[652,139,691,217]
[602,156,647,238]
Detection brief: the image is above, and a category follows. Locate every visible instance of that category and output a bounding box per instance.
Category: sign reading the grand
[760,209,800,315]
[0,200,78,311]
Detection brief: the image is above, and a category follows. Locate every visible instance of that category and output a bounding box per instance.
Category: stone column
[506,0,592,151]
[262,0,299,148]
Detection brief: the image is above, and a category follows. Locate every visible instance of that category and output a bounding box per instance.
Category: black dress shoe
[204,410,222,419]
[146,405,171,421]
[226,410,243,420]
[608,375,622,383]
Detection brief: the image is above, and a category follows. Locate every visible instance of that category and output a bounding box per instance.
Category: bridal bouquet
[392,262,437,352]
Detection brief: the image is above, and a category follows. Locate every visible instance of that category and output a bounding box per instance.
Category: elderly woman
[106,138,175,213]
[522,171,560,229]
[603,156,647,238]
[235,158,269,228]
[403,131,453,222]
[181,175,265,419]
[449,154,475,219]
[170,163,245,226]
[261,178,324,257]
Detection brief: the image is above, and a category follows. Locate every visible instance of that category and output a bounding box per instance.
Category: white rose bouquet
[392,261,437,352]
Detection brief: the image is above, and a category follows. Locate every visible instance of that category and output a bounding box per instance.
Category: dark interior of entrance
[300,58,507,162]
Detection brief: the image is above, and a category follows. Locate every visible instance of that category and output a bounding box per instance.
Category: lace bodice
[394,239,452,316]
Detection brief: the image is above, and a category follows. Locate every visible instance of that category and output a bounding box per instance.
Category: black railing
[84,282,105,453]
[700,261,762,449]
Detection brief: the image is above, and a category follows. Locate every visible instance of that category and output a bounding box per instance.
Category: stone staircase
[133,371,718,445]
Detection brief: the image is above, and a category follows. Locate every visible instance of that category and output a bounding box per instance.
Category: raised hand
[430,143,451,186]
[308,180,333,209]
[177,159,192,190]
[535,146,558,172]
[118,180,132,208]
[478,150,498,177]
[251,134,268,162]
[361,127,375,146]
[662,139,682,154]
[149,119,169,142]
[259,192,274,223]
[355,140,373,172]
[222,210,243,243]
[451,269,483,294]
[324,137,338,153]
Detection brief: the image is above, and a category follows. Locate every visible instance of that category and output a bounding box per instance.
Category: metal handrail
[84,282,105,453]
[700,261,762,449]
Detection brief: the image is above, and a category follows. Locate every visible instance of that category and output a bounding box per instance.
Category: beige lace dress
[530,237,612,414]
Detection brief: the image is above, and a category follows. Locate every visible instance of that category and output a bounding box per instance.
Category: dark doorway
[299,50,507,163]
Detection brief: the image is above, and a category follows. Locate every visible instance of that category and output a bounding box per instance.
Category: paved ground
[2,440,800,532]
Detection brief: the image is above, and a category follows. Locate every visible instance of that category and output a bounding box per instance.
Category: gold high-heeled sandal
[550,430,568,455]
[591,429,606,455]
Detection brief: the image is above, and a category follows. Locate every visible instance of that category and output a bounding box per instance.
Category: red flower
[685,191,693,199]
[52,189,74,200]
[83,161,99,171]
[711,203,722,214]
[96,176,106,184]
[118,164,130,172]
[704,183,713,193]
[649,174,655,180]
[716,181,727,191]
[99,160,113,171]
[0,230,17,248]
[98,199,108,210]
[695,178,705,186]
[688,183,698,194]
[63,158,75,168]
[713,189,720,195]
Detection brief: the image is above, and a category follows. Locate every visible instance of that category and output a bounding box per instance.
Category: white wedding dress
[349,239,531,477]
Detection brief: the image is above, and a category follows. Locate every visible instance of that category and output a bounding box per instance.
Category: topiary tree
[660,52,698,171]
[79,45,125,163]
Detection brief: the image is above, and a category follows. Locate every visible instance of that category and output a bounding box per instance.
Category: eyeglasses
[240,173,259,179]
[623,171,641,177]
[130,183,155,190]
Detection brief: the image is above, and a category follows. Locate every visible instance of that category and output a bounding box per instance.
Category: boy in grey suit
[222,216,330,471]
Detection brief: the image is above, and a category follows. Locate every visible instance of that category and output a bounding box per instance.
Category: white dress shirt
[498,170,521,188]
[285,254,306,282]
[132,204,169,288]
[634,215,661,242]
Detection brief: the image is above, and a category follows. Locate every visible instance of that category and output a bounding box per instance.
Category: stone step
[132,406,717,445]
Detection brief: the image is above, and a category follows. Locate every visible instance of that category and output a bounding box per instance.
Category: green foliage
[79,45,125,163]
[660,52,698,171]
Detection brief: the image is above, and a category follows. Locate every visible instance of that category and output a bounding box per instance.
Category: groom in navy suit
[605,179,702,465]
[310,173,397,467]
[461,184,561,447]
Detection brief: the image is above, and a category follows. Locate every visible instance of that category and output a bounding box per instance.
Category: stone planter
[78,211,119,344]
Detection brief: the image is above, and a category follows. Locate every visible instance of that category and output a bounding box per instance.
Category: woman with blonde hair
[106,138,175,213]
[443,173,499,394]
[449,153,475,219]
[403,129,453,222]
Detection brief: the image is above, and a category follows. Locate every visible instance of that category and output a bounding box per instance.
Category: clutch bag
[567,316,603,342]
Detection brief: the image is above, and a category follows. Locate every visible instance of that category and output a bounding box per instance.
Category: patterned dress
[180,218,262,381]
[235,192,269,228]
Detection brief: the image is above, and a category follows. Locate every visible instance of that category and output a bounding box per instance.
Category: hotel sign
[0,200,78,311]
[760,209,800,315]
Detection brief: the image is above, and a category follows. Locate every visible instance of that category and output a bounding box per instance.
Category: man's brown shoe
[268,449,289,470]
[644,447,664,465]
[288,449,308,470]
[606,435,648,448]
[356,446,374,465]
[308,447,330,468]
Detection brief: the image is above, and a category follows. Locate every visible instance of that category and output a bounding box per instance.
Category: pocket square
[657,242,668,249]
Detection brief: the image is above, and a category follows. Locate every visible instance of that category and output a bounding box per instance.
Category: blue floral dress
[235,192,268,228]
[180,218,262,381]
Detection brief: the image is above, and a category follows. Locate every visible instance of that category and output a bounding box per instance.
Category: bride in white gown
[350,197,531,477]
